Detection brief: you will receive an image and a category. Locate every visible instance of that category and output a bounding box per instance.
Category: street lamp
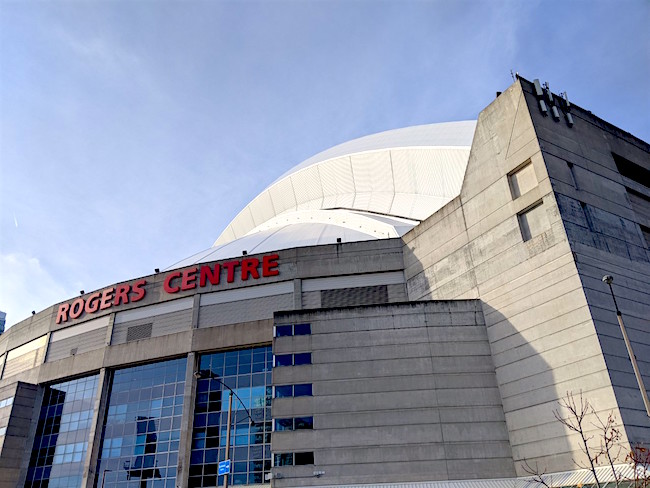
[193,370,256,488]
[602,275,650,417]
[100,469,112,488]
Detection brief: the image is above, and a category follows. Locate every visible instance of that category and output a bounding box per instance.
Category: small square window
[274,453,293,466]
[275,325,292,337]
[274,355,292,367]
[293,324,311,335]
[294,417,313,430]
[293,384,312,397]
[293,353,311,366]
[518,201,550,241]
[275,419,293,431]
[509,161,537,199]
[274,386,293,398]
[294,452,314,465]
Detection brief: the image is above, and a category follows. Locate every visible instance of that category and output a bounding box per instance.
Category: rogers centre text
[56,254,280,324]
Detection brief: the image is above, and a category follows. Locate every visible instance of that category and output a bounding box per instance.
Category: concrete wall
[0,382,39,488]
[0,240,405,390]
[271,301,515,486]
[403,79,630,474]
[522,80,650,445]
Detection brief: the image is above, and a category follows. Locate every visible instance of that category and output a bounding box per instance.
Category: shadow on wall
[481,301,626,477]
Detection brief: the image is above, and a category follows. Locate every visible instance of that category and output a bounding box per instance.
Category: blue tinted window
[275,325,292,337]
[274,453,293,466]
[293,324,311,335]
[25,374,99,488]
[275,354,292,367]
[293,384,312,397]
[96,357,186,488]
[275,385,293,398]
[275,418,293,431]
[295,417,313,430]
[293,353,311,366]
[191,346,272,486]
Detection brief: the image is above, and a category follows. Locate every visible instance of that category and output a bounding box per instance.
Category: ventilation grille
[321,285,388,308]
[126,323,153,343]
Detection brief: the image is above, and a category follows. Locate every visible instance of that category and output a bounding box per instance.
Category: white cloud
[0,253,75,329]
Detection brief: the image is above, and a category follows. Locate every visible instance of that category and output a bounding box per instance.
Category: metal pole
[603,275,650,417]
[224,391,233,488]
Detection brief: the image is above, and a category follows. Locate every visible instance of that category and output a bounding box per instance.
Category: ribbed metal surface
[111,308,192,345]
[46,326,107,362]
[198,293,293,327]
[114,297,193,324]
[2,335,47,379]
[302,271,405,292]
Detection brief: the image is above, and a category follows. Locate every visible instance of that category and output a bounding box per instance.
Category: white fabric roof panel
[171,121,476,268]
[216,123,475,247]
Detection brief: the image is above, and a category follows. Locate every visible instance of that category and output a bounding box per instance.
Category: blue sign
[218,460,231,475]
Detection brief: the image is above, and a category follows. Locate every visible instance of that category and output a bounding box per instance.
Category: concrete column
[293,279,302,310]
[0,352,6,379]
[41,331,52,365]
[104,313,116,346]
[15,384,45,488]
[177,352,198,488]
[82,368,111,488]
[191,294,201,329]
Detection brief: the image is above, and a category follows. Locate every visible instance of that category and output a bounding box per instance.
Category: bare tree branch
[553,391,602,488]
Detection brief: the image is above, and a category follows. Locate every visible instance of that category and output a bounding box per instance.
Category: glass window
[293,353,311,366]
[275,325,292,337]
[96,357,186,488]
[295,451,314,465]
[25,374,99,488]
[275,355,292,367]
[274,453,293,466]
[295,417,313,430]
[293,384,312,397]
[275,385,293,398]
[274,418,293,431]
[191,346,272,486]
[293,324,311,335]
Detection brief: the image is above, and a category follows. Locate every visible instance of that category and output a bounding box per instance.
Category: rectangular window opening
[508,160,538,199]
[518,200,550,241]
[613,152,650,188]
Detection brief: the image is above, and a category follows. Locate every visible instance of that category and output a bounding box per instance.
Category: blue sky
[1,0,648,328]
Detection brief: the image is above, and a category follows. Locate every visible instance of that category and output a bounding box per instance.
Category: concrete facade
[0,77,648,487]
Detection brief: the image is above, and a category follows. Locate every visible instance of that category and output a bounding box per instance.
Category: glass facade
[25,374,99,488]
[189,346,273,486]
[96,357,187,488]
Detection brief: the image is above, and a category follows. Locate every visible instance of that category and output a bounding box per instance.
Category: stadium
[0,77,648,488]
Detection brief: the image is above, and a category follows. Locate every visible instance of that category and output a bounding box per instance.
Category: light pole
[193,370,256,488]
[100,469,111,488]
[602,275,650,417]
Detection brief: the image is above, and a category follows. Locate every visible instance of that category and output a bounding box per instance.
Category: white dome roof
[168,120,475,269]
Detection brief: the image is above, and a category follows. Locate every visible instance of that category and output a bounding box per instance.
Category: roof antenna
[510,69,515,81]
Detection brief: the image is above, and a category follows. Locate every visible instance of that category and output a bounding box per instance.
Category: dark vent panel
[321,285,389,308]
[126,323,153,342]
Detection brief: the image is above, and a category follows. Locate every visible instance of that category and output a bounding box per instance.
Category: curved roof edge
[215,120,476,247]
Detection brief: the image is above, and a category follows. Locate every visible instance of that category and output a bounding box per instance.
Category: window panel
[25,374,99,488]
[293,323,311,335]
[293,384,312,397]
[293,353,311,366]
[191,346,272,486]
[96,357,187,488]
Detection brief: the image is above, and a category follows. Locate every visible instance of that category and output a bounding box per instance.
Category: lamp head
[602,275,614,285]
